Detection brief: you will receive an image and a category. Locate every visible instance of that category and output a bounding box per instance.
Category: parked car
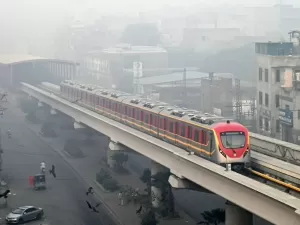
[6,206,44,224]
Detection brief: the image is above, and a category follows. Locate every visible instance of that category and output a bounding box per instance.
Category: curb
[16,113,124,225]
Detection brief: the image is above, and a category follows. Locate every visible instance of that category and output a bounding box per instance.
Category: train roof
[61,80,240,128]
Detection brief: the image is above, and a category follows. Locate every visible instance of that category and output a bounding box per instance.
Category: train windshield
[220,132,245,149]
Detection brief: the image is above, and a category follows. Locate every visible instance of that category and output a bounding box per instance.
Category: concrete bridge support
[151,160,168,209]
[107,140,126,169]
[37,101,43,107]
[50,108,57,115]
[73,121,86,129]
[225,201,253,225]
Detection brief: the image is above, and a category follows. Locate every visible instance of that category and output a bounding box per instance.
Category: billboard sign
[279,108,293,126]
[133,62,143,78]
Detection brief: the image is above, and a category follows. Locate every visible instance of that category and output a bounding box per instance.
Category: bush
[96,168,112,183]
[102,178,119,192]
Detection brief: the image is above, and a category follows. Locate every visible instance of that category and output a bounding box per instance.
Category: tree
[111,153,129,172]
[121,23,161,46]
[140,168,152,197]
[141,209,158,225]
[140,169,177,218]
[198,208,225,225]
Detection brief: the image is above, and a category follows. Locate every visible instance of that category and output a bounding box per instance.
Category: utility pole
[209,72,214,113]
[234,78,242,122]
[0,91,8,187]
[182,68,187,107]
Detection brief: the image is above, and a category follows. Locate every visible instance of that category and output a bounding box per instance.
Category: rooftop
[139,71,255,88]
[139,71,233,85]
[0,54,79,65]
[101,45,167,54]
[0,54,45,65]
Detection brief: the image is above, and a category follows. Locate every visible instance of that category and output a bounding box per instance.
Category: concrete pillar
[37,101,43,107]
[73,121,86,129]
[106,141,126,168]
[225,201,253,225]
[50,108,57,115]
[151,160,168,208]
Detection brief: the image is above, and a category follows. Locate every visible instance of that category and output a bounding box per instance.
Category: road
[0,107,118,225]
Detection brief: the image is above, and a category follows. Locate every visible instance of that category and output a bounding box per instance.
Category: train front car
[213,120,250,171]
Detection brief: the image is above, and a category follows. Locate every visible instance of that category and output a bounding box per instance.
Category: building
[255,41,300,143]
[82,44,168,91]
[139,70,255,120]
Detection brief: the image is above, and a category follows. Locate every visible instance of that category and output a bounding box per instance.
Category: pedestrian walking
[118,191,124,206]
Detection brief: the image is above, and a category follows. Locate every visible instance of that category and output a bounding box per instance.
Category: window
[175,122,179,134]
[259,116,263,128]
[265,93,269,107]
[276,69,280,82]
[194,130,199,142]
[220,132,245,149]
[145,114,149,123]
[187,126,192,139]
[276,120,280,132]
[181,125,185,137]
[264,69,269,82]
[275,94,279,107]
[201,130,207,144]
[169,122,174,133]
[264,118,269,131]
[259,68,263,81]
[259,92,263,105]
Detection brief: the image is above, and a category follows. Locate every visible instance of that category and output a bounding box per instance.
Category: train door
[187,126,193,150]
[208,131,215,159]
[175,122,179,144]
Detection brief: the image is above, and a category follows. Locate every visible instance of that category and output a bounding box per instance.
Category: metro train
[59,80,250,169]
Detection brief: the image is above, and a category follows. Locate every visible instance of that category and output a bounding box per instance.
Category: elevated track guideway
[38,82,300,166]
[21,82,300,225]
[250,133,300,166]
[37,82,300,194]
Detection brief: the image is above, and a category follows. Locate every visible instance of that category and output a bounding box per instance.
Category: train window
[141,111,144,121]
[145,114,149,123]
[153,116,157,126]
[163,118,167,130]
[202,131,207,144]
[194,130,199,142]
[150,114,153,125]
[169,122,174,133]
[124,106,127,115]
[175,122,179,135]
[114,103,118,112]
[102,99,105,107]
[132,108,135,118]
[128,107,131,116]
[97,96,100,105]
[136,110,140,120]
[187,126,193,139]
[181,125,185,137]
